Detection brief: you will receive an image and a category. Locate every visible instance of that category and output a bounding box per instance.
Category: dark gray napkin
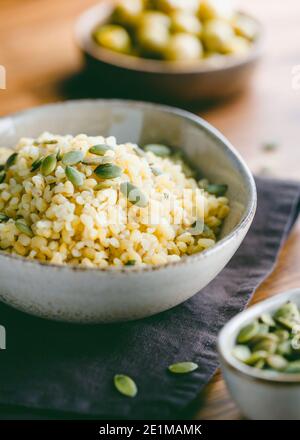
[0,177,299,420]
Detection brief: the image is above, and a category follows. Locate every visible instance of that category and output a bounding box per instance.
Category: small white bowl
[0,100,256,323]
[218,288,300,420]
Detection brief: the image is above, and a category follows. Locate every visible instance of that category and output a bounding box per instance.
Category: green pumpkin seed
[232,345,251,362]
[15,219,33,237]
[94,163,122,179]
[56,149,62,161]
[125,260,136,266]
[0,170,6,183]
[42,139,58,145]
[0,213,9,223]
[144,144,171,157]
[31,157,43,172]
[237,321,259,344]
[168,362,198,374]
[285,360,300,374]
[114,374,137,398]
[5,152,18,169]
[82,157,103,166]
[41,154,57,176]
[62,150,84,166]
[120,182,148,208]
[65,166,84,187]
[274,316,296,331]
[267,355,288,371]
[244,350,268,366]
[89,144,113,156]
[206,184,228,197]
[260,313,276,327]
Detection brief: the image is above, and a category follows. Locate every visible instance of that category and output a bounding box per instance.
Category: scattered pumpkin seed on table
[168,362,199,374]
[232,301,300,374]
[114,374,137,398]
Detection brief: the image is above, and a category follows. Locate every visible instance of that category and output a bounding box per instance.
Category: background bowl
[218,288,300,420]
[0,99,256,323]
[75,1,263,103]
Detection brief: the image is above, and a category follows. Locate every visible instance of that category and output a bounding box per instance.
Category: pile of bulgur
[0,133,229,267]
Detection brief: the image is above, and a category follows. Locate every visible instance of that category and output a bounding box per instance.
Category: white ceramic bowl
[0,100,256,323]
[219,288,300,420]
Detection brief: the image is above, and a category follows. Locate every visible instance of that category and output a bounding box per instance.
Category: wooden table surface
[1,0,300,420]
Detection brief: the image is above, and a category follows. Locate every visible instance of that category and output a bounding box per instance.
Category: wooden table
[1,0,300,420]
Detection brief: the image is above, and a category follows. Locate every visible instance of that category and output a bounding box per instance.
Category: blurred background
[0,0,299,180]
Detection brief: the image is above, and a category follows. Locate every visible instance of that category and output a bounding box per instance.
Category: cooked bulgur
[0,133,229,267]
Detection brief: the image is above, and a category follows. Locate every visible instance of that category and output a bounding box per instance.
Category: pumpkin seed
[42,139,58,145]
[120,182,148,208]
[65,166,84,187]
[15,219,33,237]
[62,150,84,166]
[274,329,290,341]
[260,313,276,327]
[232,345,251,362]
[168,362,198,374]
[82,157,104,166]
[94,163,122,179]
[144,144,171,157]
[31,157,43,172]
[275,316,296,331]
[285,360,300,374]
[56,149,62,161]
[188,220,204,236]
[0,213,9,223]
[206,184,228,197]
[0,170,6,183]
[274,302,300,321]
[5,152,18,169]
[254,359,265,369]
[267,355,288,371]
[89,144,113,156]
[244,351,268,366]
[125,260,136,266]
[0,164,4,171]
[237,321,259,344]
[114,374,137,398]
[41,154,57,176]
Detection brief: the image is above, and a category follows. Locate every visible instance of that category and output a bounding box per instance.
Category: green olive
[114,0,144,26]
[156,0,200,14]
[164,33,203,61]
[233,14,258,41]
[94,24,131,54]
[137,23,169,55]
[170,11,202,37]
[202,19,234,53]
[223,36,250,56]
[199,0,234,22]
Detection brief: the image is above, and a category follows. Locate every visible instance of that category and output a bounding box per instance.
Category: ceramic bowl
[75,1,263,103]
[0,99,256,323]
[219,288,300,420]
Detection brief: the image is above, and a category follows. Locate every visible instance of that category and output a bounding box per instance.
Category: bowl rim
[218,288,300,384]
[0,98,257,274]
[75,1,264,75]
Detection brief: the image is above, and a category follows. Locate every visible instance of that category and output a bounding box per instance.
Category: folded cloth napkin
[0,177,299,420]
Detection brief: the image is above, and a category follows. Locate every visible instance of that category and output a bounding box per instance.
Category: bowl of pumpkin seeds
[218,288,300,420]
